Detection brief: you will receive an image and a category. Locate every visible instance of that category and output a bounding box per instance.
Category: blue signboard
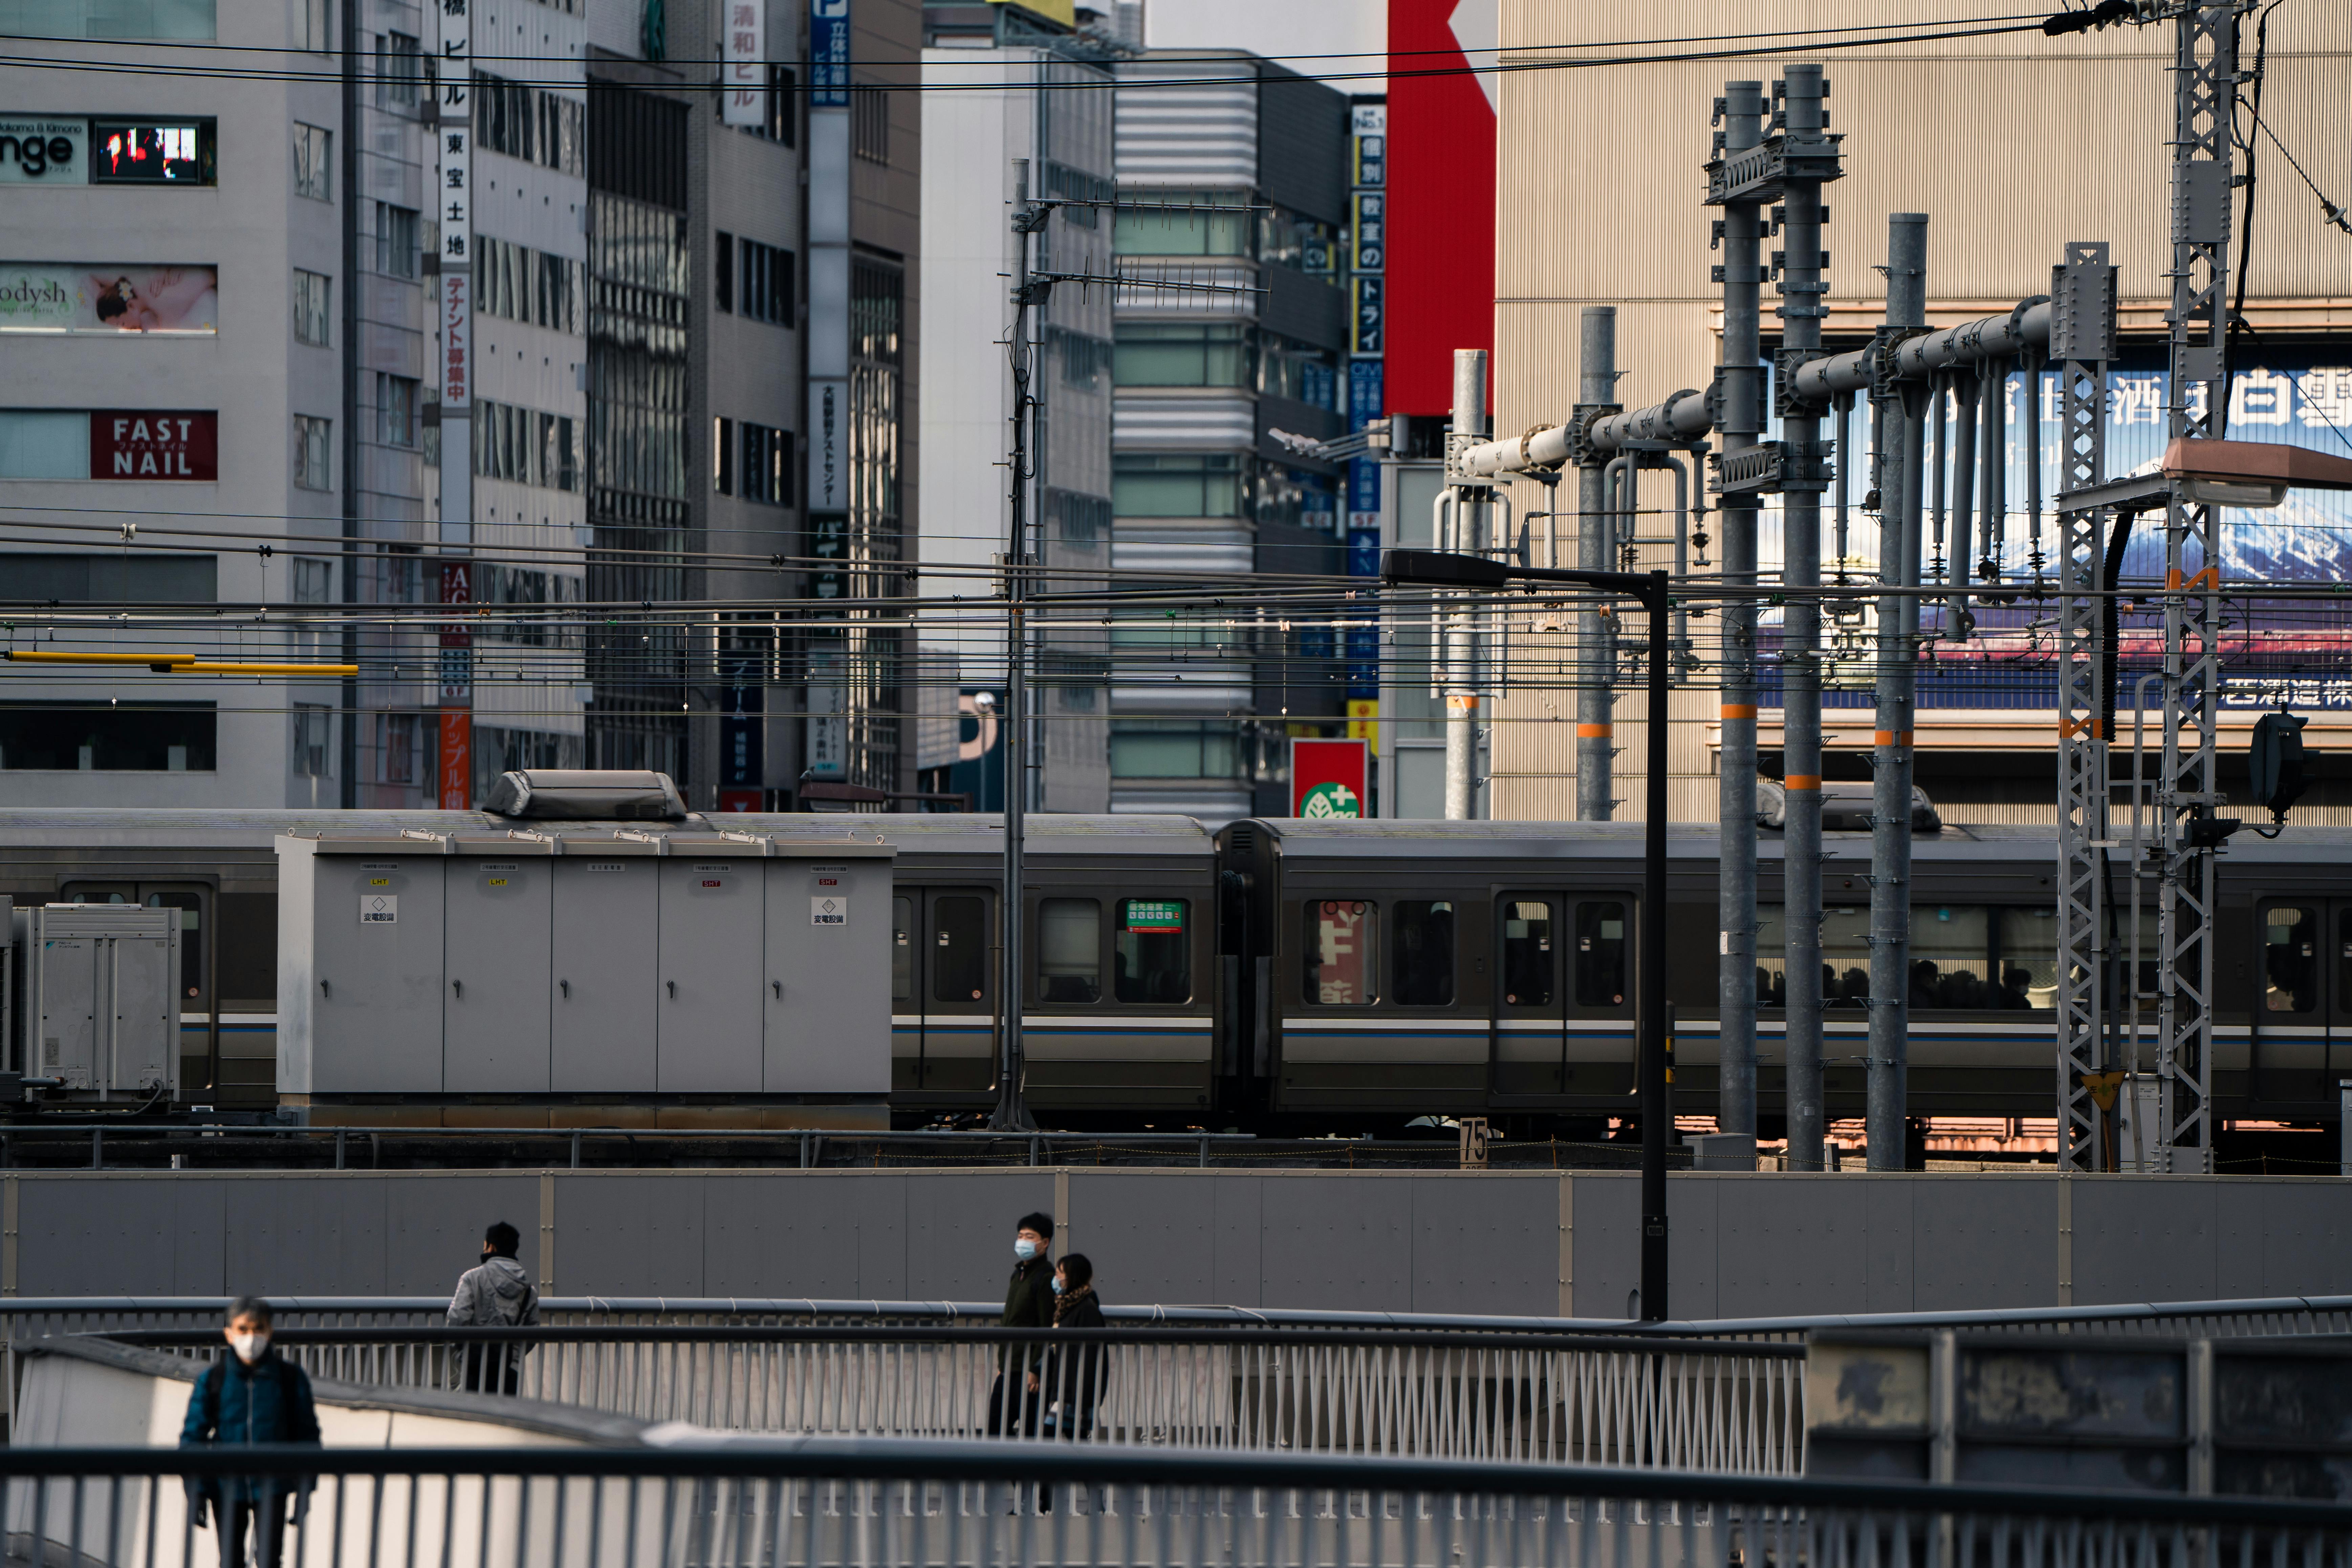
[810,0,850,107]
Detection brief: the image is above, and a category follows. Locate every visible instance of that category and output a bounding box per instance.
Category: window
[0,701,215,770]
[1042,159,1109,226]
[1573,900,1628,1008]
[92,120,213,184]
[1262,335,1338,407]
[378,31,421,110]
[891,895,913,1002]
[0,553,213,600]
[1116,899,1190,1005]
[1116,324,1249,389]
[932,895,987,1005]
[296,0,329,50]
[292,704,332,777]
[1038,898,1100,1004]
[1911,905,1995,1009]
[1109,721,1242,779]
[737,238,792,326]
[1048,489,1108,547]
[540,413,580,492]
[1304,900,1376,1006]
[714,231,733,312]
[714,416,735,493]
[0,412,88,478]
[476,71,534,160]
[1050,327,1109,391]
[536,251,579,332]
[379,712,418,784]
[1258,205,1338,278]
[2265,905,2320,1014]
[291,269,330,345]
[739,422,789,505]
[292,123,331,200]
[377,373,417,448]
[292,557,333,604]
[763,64,797,145]
[1115,192,1251,257]
[1113,454,1242,518]
[13,0,217,39]
[1995,908,2058,1010]
[1500,898,1554,1007]
[376,203,418,278]
[1392,900,1455,1006]
[292,415,331,490]
[852,85,888,163]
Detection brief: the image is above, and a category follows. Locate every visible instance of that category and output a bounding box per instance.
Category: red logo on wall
[1292,738,1370,819]
[90,411,216,480]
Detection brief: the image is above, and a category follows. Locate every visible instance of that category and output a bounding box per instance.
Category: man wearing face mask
[985,1212,1054,1436]
[447,1220,540,1394]
[179,1298,321,1568]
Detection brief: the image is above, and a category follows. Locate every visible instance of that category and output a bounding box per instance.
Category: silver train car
[0,808,2340,1130]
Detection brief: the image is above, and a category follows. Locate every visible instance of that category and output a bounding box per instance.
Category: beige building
[1480,3,2352,824]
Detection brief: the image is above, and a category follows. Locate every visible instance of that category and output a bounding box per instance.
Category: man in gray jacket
[447,1220,539,1393]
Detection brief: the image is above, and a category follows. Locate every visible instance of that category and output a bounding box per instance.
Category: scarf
[1052,1284,1095,1325]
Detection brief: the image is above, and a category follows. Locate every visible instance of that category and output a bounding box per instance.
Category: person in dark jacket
[1044,1253,1106,1442]
[179,1297,321,1568]
[986,1211,1054,1436]
[448,1220,540,1394]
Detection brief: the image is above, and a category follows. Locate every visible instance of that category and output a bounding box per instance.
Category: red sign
[90,411,215,480]
[1387,0,1496,419]
[1292,738,1369,819]
[718,789,763,813]
[441,274,471,408]
[437,710,471,809]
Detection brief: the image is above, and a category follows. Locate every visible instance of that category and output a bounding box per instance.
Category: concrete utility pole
[1575,311,1618,821]
[1865,214,1928,1169]
[1443,349,1491,820]
[1772,65,1837,1171]
[1713,81,1765,1143]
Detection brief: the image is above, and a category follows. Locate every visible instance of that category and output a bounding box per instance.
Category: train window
[1303,900,1377,1005]
[1994,908,2059,1010]
[932,896,988,1005]
[891,896,914,1003]
[146,892,205,1004]
[1823,907,1872,1008]
[215,891,276,1009]
[2340,909,2352,1017]
[1910,906,1996,1009]
[1500,899,1554,1007]
[1115,898,1190,1004]
[1572,901,1627,1008]
[1038,898,1102,1004]
[1392,901,1455,1006]
[2264,906,2320,1014]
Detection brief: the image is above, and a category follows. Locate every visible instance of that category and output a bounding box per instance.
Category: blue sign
[1348,360,1384,514]
[810,0,850,107]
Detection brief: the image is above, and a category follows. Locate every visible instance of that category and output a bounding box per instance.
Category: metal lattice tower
[2153,2,2240,1172]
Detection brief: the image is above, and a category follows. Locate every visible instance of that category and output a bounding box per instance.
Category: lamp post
[1381,547,1673,1323]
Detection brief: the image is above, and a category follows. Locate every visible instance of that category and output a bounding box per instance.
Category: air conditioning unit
[8,902,180,1100]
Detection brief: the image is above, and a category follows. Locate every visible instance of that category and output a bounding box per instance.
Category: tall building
[917,0,1118,813]
[1106,47,1351,819]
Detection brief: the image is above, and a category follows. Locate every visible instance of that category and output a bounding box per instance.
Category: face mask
[1051,1277,1065,1295]
[228,1331,268,1365]
[1015,1239,1038,1261]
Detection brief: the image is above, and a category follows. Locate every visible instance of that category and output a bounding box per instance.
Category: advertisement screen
[91,121,211,184]
[89,411,216,480]
[0,265,216,334]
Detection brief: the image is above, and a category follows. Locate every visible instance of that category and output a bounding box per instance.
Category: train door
[1565,893,1638,1097]
[1491,894,1565,1097]
[61,881,212,1096]
[899,888,994,1096]
[2253,898,2339,1105]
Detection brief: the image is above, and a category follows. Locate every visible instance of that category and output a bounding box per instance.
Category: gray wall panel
[1664,1175,1720,1321]
[552,1174,706,1297]
[1911,1177,2050,1311]
[2076,1179,2219,1305]
[1259,1176,1413,1312]
[1711,1175,1871,1318]
[1069,1174,1216,1307]
[21,1179,224,1296]
[1571,1173,1640,1321]
[385,1176,541,1295]
[905,1173,1054,1302]
[1860,1180,1918,1313]
[1211,1177,1263,1308]
[224,1176,387,1294]
[2217,1180,2352,1297]
[1408,1176,1555,1316]
[171,1180,228,1297]
[693,1174,892,1299]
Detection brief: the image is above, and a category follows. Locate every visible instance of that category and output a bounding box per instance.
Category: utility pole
[1711,80,1764,1143]
[1575,310,1618,821]
[1865,214,1928,1169]
[1442,350,1491,820]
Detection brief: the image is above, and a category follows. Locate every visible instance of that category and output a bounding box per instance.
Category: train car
[1213,817,2352,1135]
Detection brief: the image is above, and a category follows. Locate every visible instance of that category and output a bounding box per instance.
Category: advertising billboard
[1292,737,1368,818]
[0,265,216,334]
[1386,0,1494,417]
[0,118,86,182]
[90,411,216,480]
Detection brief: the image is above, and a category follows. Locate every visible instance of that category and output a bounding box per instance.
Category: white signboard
[0,118,86,183]
[361,894,398,924]
[812,896,848,926]
[721,0,765,126]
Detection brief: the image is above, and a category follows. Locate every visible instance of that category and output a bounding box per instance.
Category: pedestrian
[986,1211,1054,1436]
[1044,1252,1106,1443]
[447,1220,539,1394]
[179,1297,320,1568]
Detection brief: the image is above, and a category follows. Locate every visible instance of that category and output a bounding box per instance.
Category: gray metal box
[550,850,660,1092]
[656,856,765,1091]
[765,854,889,1092]
[444,842,554,1092]
[276,839,448,1094]
[11,903,178,1098]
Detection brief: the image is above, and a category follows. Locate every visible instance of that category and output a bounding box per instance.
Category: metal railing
[93,1327,1807,1475]
[3,1437,2350,1568]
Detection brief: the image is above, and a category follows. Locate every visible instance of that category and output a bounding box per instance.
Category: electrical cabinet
[10,903,178,1099]
[764,856,888,1092]
[656,856,764,1092]
[444,843,554,1092]
[550,852,659,1092]
[278,842,447,1094]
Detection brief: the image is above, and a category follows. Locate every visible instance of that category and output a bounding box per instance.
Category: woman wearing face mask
[179,1298,321,1568]
[1043,1253,1106,1443]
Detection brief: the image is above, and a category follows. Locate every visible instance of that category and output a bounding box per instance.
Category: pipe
[1832,393,1854,579]
[1777,62,1830,1173]
[1576,311,1616,823]
[1788,300,2053,404]
[1980,359,2006,579]
[1457,388,1710,479]
[1443,349,1489,821]
[1716,78,1764,1145]
[1866,213,1928,1172]
[2024,347,2045,577]
[1945,370,1979,640]
[1662,454,1693,673]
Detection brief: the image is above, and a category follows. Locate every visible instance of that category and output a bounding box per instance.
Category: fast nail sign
[91,411,216,480]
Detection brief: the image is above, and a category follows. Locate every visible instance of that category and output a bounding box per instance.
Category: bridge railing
[2,1436,2348,1568]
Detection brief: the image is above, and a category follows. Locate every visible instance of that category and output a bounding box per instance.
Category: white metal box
[10,903,179,1098]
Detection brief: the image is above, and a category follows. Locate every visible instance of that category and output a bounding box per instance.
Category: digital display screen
[91,122,210,184]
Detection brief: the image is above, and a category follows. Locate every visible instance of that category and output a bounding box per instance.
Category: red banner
[1292,738,1369,819]
[1386,0,1495,419]
[90,411,215,480]
[438,710,472,809]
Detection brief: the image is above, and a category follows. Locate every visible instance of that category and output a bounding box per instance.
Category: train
[0,800,2345,1132]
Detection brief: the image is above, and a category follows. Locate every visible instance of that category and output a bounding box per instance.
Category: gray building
[1108,48,1351,819]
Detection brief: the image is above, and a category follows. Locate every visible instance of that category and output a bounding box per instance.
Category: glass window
[1994,908,2058,1010]
[292,415,331,491]
[1116,899,1190,1004]
[377,373,417,448]
[1113,324,1249,389]
[891,895,913,1003]
[1303,900,1376,1006]
[1911,906,1993,1009]
[0,702,216,770]
[292,704,331,778]
[1113,192,1251,257]
[1822,906,1872,1009]
[377,31,420,110]
[292,269,330,345]
[143,891,205,1003]
[1038,897,1101,1005]
[1500,899,1553,1008]
[1109,721,1243,781]
[292,124,331,200]
[376,203,419,278]
[932,895,987,1006]
[1573,901,1628,1009]
[2264,905,2320,1014]
[1112,454,1242,518]
[1392,900,1455,1006]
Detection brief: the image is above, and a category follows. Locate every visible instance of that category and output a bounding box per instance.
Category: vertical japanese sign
[721,0,764,126]
[438,561,474,808]
[436,0,474,806]
[809,0,850,107]
[1345,100,1386,712]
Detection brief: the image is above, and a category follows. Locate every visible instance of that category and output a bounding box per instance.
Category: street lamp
[2162,436,2352,508]
[1381,547,1675,1324]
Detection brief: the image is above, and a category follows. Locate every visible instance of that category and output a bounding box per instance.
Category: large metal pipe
[1945,370,1979,638]
[1866,213,1929,1171]
[1444,349,1489,821]
[1576,311,1616,822]
[1789,301,2052,404]
[1457,388,1710,479]
[1716,79,1764,1145]
[1777,63,1831,1172]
